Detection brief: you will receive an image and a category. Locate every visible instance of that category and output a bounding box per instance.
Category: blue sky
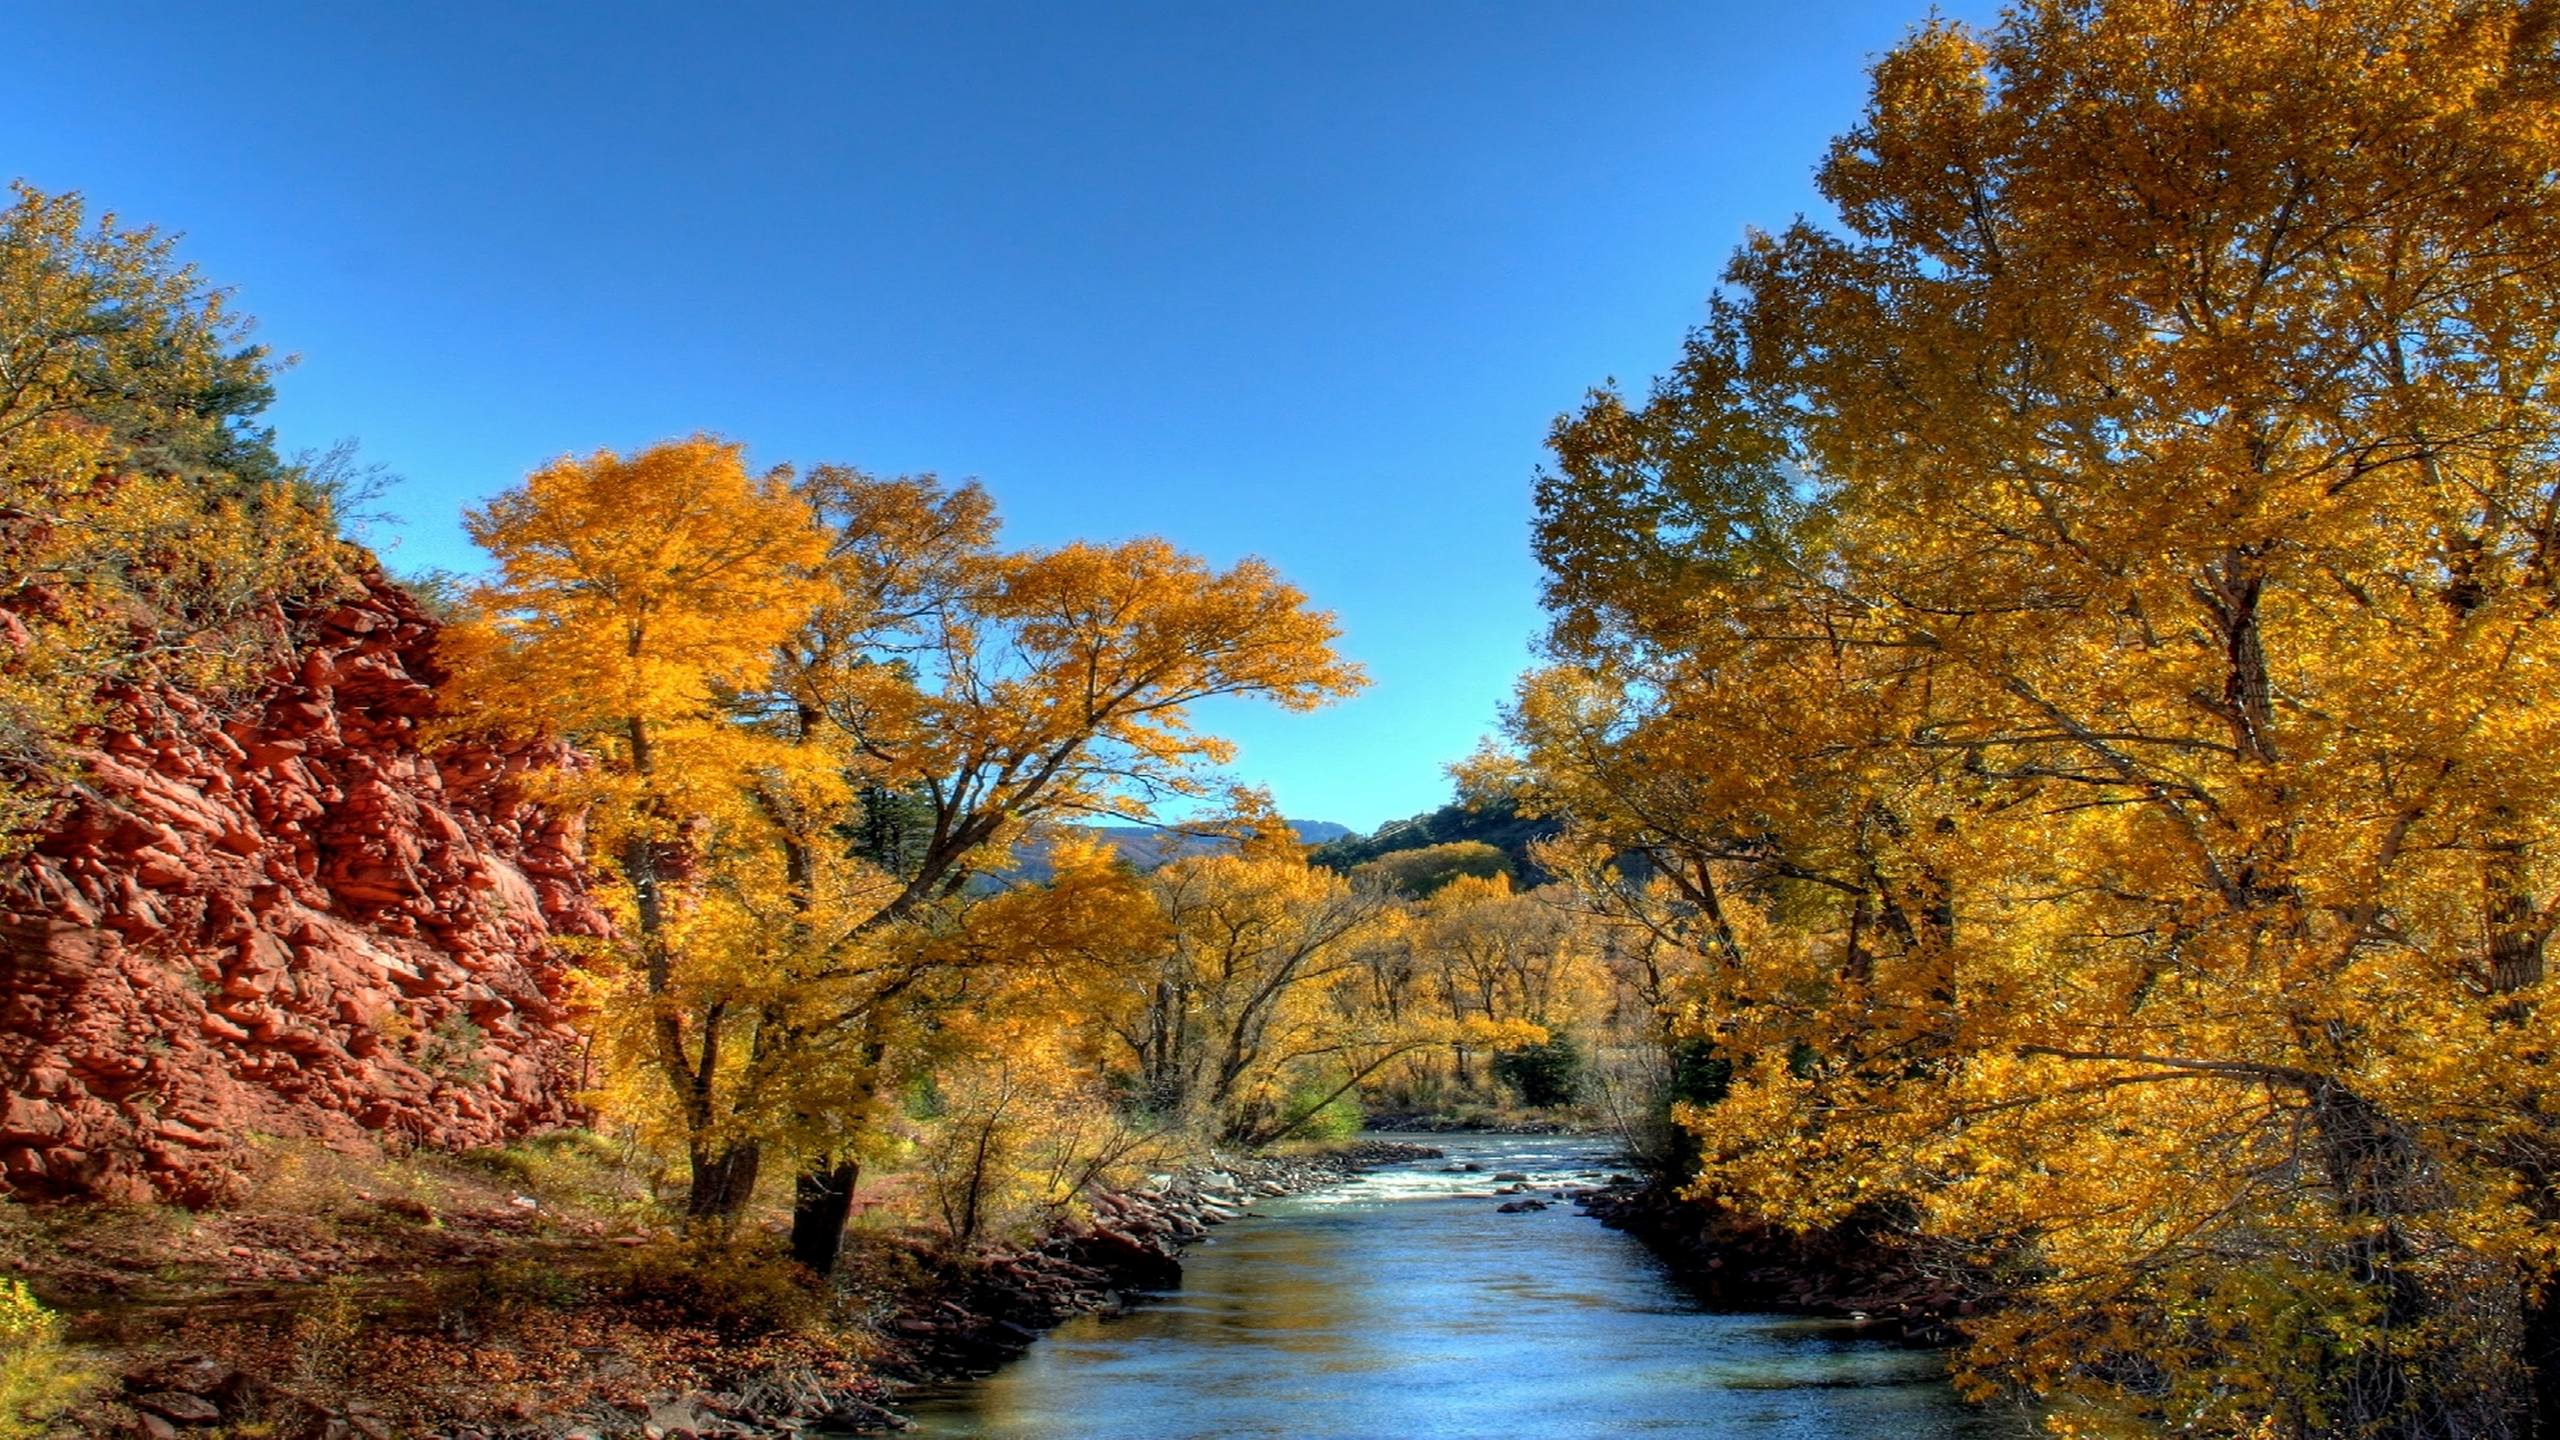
[8,1,1967,831]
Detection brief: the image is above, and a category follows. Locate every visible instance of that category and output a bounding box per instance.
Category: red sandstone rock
[0,568,608,1203]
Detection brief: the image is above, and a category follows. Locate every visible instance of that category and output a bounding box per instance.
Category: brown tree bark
[686,1140,762,1223]
[790,1159,862,1275]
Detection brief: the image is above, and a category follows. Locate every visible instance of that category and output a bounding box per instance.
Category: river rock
[135,1392,222,1425]
[126,1356,237,1399]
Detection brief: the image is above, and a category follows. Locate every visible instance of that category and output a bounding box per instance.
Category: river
[902,1133,2007,1439]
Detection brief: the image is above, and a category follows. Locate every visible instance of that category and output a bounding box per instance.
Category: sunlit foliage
[451,454,1361,1268]
[0,182,345,844]
[1350,840,1513,898]
[0,1278,88,1440]
[1088,834,1401,1141]
[1514,0,2560,1432]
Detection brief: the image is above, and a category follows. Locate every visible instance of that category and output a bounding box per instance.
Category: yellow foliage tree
[1518,1,2560,1432]
[1389,872,1596,1102]
[911,870,1176,1251]
[754,473,1364,1268]
[454,460,1362,1272]
[444,435,832,1220]
[1062,821,1492,1146]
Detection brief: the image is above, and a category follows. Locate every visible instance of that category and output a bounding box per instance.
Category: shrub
[599,1237,823,1337]
[286,1276,367,1392]
[0,1278,91,1440]
[1274,1081,1362,1142]
[452,1129,630,1204]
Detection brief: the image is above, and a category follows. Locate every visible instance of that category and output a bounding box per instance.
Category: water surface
[904,1134,2004,1439]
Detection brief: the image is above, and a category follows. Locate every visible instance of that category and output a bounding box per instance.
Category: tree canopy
[448,443,1364,1267]
[1513,0,2560,1432]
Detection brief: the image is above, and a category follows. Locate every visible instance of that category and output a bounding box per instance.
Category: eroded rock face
[0,570,606,1203]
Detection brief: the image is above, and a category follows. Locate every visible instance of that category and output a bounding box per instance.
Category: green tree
[0,181,341,846]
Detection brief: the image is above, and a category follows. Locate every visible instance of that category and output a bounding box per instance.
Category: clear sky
[7,1,1970,831]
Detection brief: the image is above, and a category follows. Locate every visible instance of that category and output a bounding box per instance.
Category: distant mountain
[1002,819,1352,884]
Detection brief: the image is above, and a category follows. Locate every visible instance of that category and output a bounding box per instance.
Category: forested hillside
[1309,793,1559,888]
[1001,818,1350,884]
[0,185,606,1205]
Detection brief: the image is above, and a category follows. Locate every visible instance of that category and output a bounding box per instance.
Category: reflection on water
[903,1135,2008,1440]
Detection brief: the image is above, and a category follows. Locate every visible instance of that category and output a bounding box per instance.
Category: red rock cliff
[0,569,606,1203]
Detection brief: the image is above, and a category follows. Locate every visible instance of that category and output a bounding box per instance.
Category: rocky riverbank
[1573,1180,1968,1343]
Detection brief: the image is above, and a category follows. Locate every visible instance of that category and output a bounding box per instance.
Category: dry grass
[1,1130,914,1437]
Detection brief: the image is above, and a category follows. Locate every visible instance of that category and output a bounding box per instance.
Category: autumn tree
[1087,833,1400,1140]
[0,182,343,844]
[1517,0,2560,1432]
[1414,875,1589,1031]
[1085,834,1594,1131]
[747,474,1362,1268]
[445,436,831,1221]
[1401,872,1596,1096]
[455,459,1362,1272]
[900,838,1175,1251]
[1348,840,1512,898]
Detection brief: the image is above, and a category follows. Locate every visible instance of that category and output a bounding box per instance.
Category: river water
[902,1134,2005,1439]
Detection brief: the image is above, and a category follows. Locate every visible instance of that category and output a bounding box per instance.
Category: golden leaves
[450,445,1362,1213]
[450,436,829,752]
[0,182,347,847]
[1519,0,2560,1430]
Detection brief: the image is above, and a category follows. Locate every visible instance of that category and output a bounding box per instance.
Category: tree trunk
[781,1019,895,1259]
[2485,839,2554,1432]
[957,1119,996,1249]
[2486,810,2548,998]
[789,1159,861,1276]
[686,1140,762,1223]
[2523,1283,2560,1439]
[2308,1081,2430,1437]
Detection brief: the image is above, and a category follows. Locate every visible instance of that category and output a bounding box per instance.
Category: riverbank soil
[5,1133,1436,1438]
